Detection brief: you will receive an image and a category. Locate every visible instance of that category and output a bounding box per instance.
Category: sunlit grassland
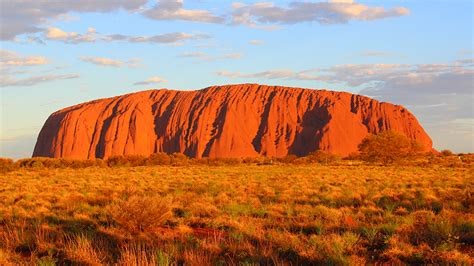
[0,164,473,265]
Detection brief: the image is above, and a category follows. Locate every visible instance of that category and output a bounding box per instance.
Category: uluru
[33,84,433,159]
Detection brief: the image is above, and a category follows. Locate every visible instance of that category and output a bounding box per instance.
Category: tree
[440,149,454,156]
[358,131,423,164]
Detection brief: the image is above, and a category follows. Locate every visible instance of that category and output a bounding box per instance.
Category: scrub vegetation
[0,153,472,265]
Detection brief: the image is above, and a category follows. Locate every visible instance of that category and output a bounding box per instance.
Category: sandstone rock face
[33,84,433,159]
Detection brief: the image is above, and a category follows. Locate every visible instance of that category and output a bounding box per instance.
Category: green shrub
[410,211,455,249]
[358,131,424,164]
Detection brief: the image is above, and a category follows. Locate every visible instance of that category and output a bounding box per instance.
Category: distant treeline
[0,151,340,170]
[1,131,472,172]
[0,150,472,172]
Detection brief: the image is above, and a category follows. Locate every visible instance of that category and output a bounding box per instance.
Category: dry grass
[0,163,472,264]
[107,195,172,234]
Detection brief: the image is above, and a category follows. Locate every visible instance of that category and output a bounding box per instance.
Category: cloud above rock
[0,50,48,67]
[42,27,210,45]
[0,0,147,40]
[231,1,409,29]
[217,59,474,151]
[134,76,168,85]
[79,56,144,68]
[0,50,79,87]
[1,0,411,41]
[143,0,225,23]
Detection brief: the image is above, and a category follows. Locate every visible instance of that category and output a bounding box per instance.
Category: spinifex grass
[0,164,472,264]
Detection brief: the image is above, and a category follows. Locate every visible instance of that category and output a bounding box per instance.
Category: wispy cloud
[45,27,98,43]
[249,40,264,45]
[217,60,473,88]
[2,0,411,41]
[0,74,79,87]
[143,0,225,23]
[134,76,168,85]
[80,56,123,67]
[216,69,318,80]
[0,50,48,67]
[0,50,78,88]
[217,59,474,151]
[104,32,210,44]
[231,1,409,29]
[0,0,147,40]
[79,56,143,68]
[42,27,210,45]
[359,50,392,57]
[179,51,243,61]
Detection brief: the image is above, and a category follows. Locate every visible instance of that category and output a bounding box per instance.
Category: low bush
[0,158,16,173]
[440,149,454,156]
[145,152,172,165]
[15,157,105,169]
[106,155,147,167]
[107,195,172,233]
[3,149,472,170]
[409,211,455,249]
[306,150,341,164]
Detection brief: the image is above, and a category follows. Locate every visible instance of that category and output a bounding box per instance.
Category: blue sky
[1,0,473,158]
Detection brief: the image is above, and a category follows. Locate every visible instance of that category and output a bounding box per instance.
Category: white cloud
[46,27,74,39]
[125,58,144,68]
[2,0,411,41]
[80,57,123,67]
[0,50,78,88]
[179,51,208,59]
[113,32,210,44]
[359,50,392,57]
[217,59,474,152]
[216,69,319,80]
[41,27,210,44]
[180,51,243,61]
[222,53,243,59]
[249,40,264,45]
[45,27,98,43]
[0,74,79,87]
[80,56,144,68]
[134,76,168,85]
[231,1,409,28]
[143,0,224,23]
[217,60,473,89]
[0,0,147,40]
[0,50,48,67]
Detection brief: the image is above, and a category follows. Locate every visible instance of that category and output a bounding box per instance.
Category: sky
[0,0,473,159]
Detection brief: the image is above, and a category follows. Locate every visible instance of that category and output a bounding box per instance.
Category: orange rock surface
[33,84,433,159]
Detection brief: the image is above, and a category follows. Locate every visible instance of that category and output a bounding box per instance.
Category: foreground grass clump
[0,164,472,264]
[108,195,172,233]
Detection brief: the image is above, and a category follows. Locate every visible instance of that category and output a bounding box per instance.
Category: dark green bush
[440,149,454,156]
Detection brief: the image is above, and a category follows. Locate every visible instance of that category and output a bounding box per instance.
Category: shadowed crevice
[251,90,277,154]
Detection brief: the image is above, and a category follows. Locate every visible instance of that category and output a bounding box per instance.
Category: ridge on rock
[33,84,433,159]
